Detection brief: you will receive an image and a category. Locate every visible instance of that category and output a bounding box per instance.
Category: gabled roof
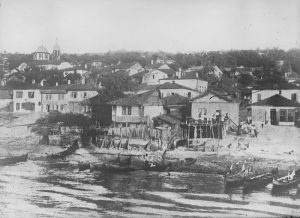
[252,82,300,90]
[251,94,300,107]
[162,94,190,106]
[157,82,197,91]
[130,70,148,79]
[192,90,234,102]
[109,90,161,106]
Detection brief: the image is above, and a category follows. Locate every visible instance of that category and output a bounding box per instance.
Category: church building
[32,40,61,61]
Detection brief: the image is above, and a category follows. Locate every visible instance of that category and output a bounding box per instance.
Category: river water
[0,160,300,218]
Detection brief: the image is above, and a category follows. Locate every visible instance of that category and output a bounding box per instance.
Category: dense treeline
[4,49,300,75]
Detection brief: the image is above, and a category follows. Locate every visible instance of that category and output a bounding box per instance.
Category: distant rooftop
[251,94,300,107]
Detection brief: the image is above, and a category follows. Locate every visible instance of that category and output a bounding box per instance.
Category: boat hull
[272,177,300,190]
[0,153,28,166]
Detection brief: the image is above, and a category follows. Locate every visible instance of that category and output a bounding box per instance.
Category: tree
[238,74,253,87]
[31,112,93,145]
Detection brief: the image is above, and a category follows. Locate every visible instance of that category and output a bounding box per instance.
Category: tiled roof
[109,90,161,106]
[252,82,300,90]
[157,82,197,91]
[192,90,234,102]
[130,70,148,79]
[251,94,300,107]
[162,94,190,106]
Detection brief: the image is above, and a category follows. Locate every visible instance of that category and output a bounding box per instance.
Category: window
[60,105,64,111]
[257,94,261,102]
[280,109,287,122]
[83,92,87,98]
[16,103,20,110]
[198,108,207,117]
[71,92,77,98]
[291,93,297,102]
[188,92,191,98]
[28,92,34,98]
[279,90,282,94]
[112,105,117,112]
[46,94,52,100]
[171,93,175,95]
[58,94,64,100]
[16,91,23,98]
[55,105,59,110]
[128,106,132,115]
[122,106,126,115]
[288,109,294,122]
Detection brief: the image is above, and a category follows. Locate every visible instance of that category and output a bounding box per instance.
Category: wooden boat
[47,140,79,159]
[90,163,137,173]
[243,172,273,191]
[224,173,245,188]
[0,153,28,166]
[272,173,300,190]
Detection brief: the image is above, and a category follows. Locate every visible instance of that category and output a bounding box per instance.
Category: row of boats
[225,167,300,192]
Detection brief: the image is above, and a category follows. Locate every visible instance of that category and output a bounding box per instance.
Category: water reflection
[0,161,299,217]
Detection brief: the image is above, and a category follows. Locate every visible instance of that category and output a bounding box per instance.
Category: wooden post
[187,124,190,148]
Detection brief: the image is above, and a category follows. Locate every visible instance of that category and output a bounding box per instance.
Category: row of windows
[15,92,88,100]
[160,92,192,98]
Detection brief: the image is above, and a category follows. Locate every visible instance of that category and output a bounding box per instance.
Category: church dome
[35,45,49,53]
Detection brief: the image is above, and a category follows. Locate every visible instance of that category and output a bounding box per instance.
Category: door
[270,109,277,125]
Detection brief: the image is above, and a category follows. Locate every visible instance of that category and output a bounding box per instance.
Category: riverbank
[0,116,299,176]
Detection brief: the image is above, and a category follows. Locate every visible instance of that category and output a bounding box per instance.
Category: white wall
[142,70,168,85]
[252,89,300,103]
[159,88,199,98]
[159,79,208,92]
[191,93,239,124]
[144,105,164,119]
[13,89,42,113]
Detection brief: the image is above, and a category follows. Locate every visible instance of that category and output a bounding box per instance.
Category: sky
[0,0,299,53]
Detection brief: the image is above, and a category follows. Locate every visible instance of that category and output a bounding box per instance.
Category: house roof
[162,94,190,106]
[251,94,300,107]
[252,82,300,90]
[146,63,164,69]
[130,70,148,79]
[157,82,197,91]
[158,69,176,77]
[192,90,234,102]
[109,90,159,106]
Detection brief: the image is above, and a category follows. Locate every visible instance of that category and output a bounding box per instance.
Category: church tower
[52,39,61,60]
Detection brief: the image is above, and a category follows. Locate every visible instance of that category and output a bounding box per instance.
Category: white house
[157,82,200,99]
[41,84,99,113]
[191,91,240,125]
[109,90,164,127]
[251,83,300,104]
[142,69,168,85]
[251,94,300,126]
[12,86,43,113]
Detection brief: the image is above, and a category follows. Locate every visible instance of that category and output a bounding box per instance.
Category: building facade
[12,87,42,113]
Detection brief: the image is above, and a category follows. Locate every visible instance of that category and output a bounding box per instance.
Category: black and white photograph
[0,0,300,217]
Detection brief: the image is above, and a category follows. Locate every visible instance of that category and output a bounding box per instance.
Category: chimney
[68,80,71,85]
[56,82,58,86]
[32,79,36,84]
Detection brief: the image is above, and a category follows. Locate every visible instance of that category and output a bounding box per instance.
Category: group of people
[197,111,229,124]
